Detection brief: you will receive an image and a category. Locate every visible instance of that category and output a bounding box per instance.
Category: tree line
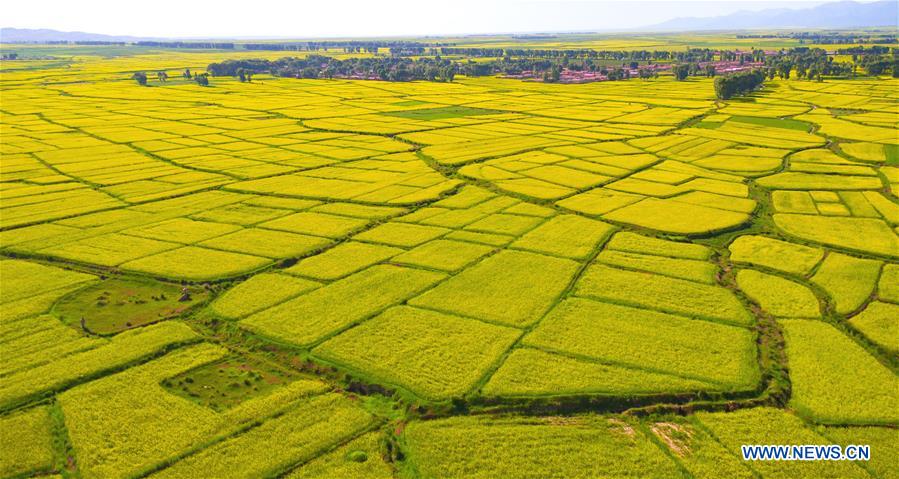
[208,55,653,83]
[835,45,893,55]
[242,41,450,55]
[763,47,896,79]
[135,41,235,49]
[132,69,209,86]
[207,55,457,82]
[203,46,894,85]
[145,43,890,91]
[74,41,127,45]
[434,47,726,62]
[858,55,899,76]
[737,32,897,44]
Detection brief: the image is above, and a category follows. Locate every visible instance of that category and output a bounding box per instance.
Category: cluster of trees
[74,41,126,46]
[671,63,720,80]
[465,56,656,79]
[242,41,446,55]
[1,53,18,60]
[456,57,650,81]
[433,47,502,57]
[235,68,254,82]
[858,54,899,76]
[179,68,210,85]
[737,32,897,44]
[714,69,766,99]
[19,40,125,46]
[803,35,897,45]
[200,44,894,85]
[135,41,235,49]
[204,55,734,85]
[131,69,210,86]
[439,48,595,58]
[206,59,271,76]
[430,47,894,82]
[764,48,855,79]
[207,56,457,82]
[836,45,893,55]
[207,54,664,84]
[434,47,726,63]
[460,57,555,76]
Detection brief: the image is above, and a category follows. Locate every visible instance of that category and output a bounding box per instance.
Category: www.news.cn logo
[741,445,870,461]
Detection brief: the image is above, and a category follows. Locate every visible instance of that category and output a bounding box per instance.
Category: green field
[383,106,502,120]
[54,278,209,334]
[1,31,897,478]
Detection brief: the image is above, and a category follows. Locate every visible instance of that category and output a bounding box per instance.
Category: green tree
[777,62,792,79]
[673,64,690,81]
[195,73,209,86]
[132,72,148,86]
[550,66,561,82]
[714,69,765,100]
[443,66,456,82]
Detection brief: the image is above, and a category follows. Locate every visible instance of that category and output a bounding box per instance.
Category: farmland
[1,33,898,478]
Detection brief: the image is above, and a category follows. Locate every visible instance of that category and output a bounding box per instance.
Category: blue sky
[4,0,860,38]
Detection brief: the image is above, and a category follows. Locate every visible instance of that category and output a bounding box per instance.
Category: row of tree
[859,55,899,76]
[135,41,235,49]
[762,47,885,79]
[208,55,655,83]
[208,55,458,82]
[737,32,896,44]
[242,41,447,54]
[836,45,893,55]
[668,63,719,80]
[434,47,731,63]
[74,41,127,45]
[132,69,209,86]
[199,45,894,85]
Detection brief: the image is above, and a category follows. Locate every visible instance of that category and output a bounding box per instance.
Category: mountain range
[0,28,153,43]
[645,0,898,31]
[2,1,897,42]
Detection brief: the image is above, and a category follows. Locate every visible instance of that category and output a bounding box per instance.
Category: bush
[346,450,368,463]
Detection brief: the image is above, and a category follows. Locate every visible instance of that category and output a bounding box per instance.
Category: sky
[3,0,864,38]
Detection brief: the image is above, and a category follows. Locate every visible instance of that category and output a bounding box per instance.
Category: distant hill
[0,28,153,43]
[4,1,898,42]
[644,0,898,31]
